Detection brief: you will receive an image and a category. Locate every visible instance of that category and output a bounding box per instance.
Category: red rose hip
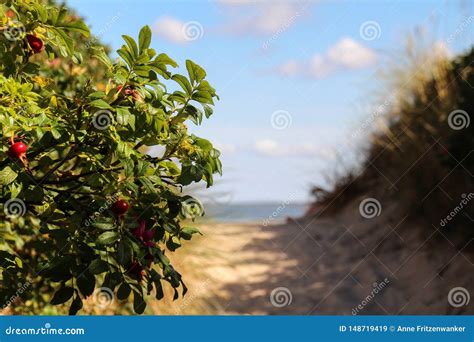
[112,199,129,215]
[26,34,44,54]
[8,141,27,159]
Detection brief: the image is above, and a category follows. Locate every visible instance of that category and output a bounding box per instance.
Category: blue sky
[67,0,473,203]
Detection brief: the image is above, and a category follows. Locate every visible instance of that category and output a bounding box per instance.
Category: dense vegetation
[0,0,221,314]
[312,45,474,232]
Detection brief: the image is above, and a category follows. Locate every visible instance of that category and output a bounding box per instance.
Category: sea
[200,202,309,224]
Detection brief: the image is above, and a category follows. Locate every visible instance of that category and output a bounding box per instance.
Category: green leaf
[122,35,139,59]
[154,278,164,300]
[186,60,206,84]
[0,166,18,185]
[92,221,116,230]
[117,282,131,300]
[69,295,83,315]
[154,53,178,68]
[166,236,181,251]
[117,141,133,158]
[92,47,113,69]
[157,250,170,266]
[77,271,95,298]
[50,286,74,305]
[89,99,112,109]
[133,291,146,314]
[172,74,193,95]
[181,227,202,240]
[117,47,134,68]
[117,240,132,265]
[123,159,134,178]
[59,20,90,38]
[8,182,22,198]
[89,259,109,274]
[138,26,152,53]
[193,91,214,105]
[47,27,74,56]
[72,52,83,64]
[116,107,130,125]
[139,177,158,194]
[97,231,120,245]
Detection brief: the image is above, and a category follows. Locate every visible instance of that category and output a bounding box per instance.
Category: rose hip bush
[0,0,221,314]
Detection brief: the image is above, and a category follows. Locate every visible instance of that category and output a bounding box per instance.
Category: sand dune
[148,197,473,315]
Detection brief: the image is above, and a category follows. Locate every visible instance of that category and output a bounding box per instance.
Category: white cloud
[309,54,335,79]
[327,38,377,68]
[215,142,237,155]
[153,16,204,44]
[275,37,377,79]
[217,1,308,36]
[254,139,280,156]
[153,2,309,45]
[276,60,301,77]
[254,139,336,159]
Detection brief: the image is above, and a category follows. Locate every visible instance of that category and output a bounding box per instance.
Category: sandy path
[149,198,474,315]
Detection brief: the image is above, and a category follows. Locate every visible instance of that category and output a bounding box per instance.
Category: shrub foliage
[0,0,221,314]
